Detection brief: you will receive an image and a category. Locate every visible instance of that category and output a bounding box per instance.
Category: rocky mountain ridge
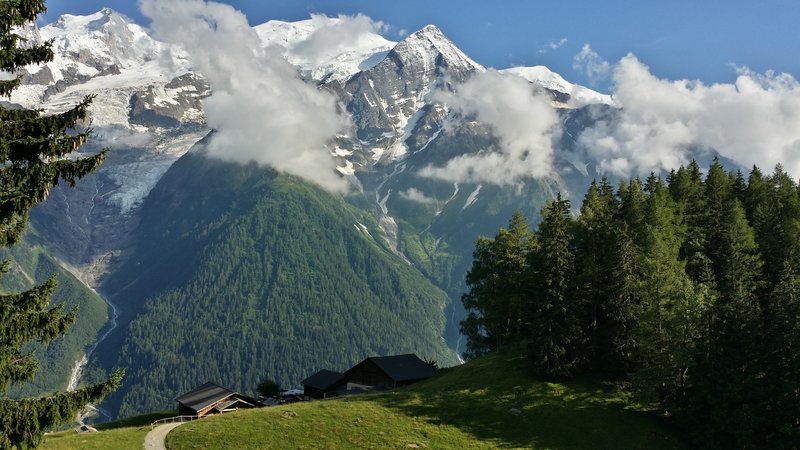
[19,9,611,280]
[14,9,623,418]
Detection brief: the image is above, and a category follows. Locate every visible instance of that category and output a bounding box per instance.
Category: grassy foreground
[40,427,148,450]
[39,411,175,450]
[167,353,685,449]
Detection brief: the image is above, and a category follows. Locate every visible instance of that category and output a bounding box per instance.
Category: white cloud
[93,127,153,148]
[419,70,560,185]
[398,187,437,204]
[139,0,350,192]
[290,14,387,66]
[539,37,568,54]
[578,54,800,178]
[572,43,610,85]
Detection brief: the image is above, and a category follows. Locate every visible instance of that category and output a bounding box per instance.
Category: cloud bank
[139,0,349,192]
[399,187,437,204]
[572,44,610,86]
[578,54,800,178]
[290,13,387,65]
[419,70,560,185]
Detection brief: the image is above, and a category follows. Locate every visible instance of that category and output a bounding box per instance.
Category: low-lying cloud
[419,70,560,185]
[572,44,610,86]
[290,14,387,65]
[578,54,800,178]
[398,187,437,204]
[139,0,349,192]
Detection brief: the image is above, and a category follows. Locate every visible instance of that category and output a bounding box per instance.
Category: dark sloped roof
[175,382,235,413]
[349,354,435,383]
[301,369,346,390]
[214,397,256,412]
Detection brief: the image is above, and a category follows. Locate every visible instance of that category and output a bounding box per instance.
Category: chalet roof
[301,369,346,390]
[175,382,237,413]
[214,396,256,412]
[348,354,435,383]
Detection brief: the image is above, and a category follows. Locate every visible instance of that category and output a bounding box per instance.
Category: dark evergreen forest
[0,233,108,399]
[461,159,800,449]
[92,151,458,417]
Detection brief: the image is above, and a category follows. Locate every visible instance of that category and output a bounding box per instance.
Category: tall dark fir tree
[528,194,582,378]
[0,2,122,448]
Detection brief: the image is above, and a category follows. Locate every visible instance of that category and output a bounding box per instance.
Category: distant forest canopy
[461,159,800,449]
[92,153,458,418]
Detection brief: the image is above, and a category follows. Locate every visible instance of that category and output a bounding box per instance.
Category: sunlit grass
[40,410,175,450]
[168,353,686,449]
[41,426,148,450]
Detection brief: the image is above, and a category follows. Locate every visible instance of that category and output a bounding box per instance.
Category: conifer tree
[702,157,733,282]
[683,199,763,448]
[461,211,534,357]
[668,160,707,281]
[528,194,581,378]
[756,264,800,447]
[632,175,704,404]
[616,177,647,246]
[765,165,800,283]
[573,178,623,374]
[0,2,122,448]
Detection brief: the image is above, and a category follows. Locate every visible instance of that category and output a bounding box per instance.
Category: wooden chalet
[344,354,435,389]
[176,382,262,417]
[300,369,347,399]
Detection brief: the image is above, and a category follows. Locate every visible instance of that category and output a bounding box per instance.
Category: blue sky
[40,0,800,92]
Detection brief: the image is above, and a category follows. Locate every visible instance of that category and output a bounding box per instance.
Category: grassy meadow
[167,352,685,449]
[38,353,686,449]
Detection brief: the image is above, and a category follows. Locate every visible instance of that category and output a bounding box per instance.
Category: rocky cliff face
[333,25,482,163]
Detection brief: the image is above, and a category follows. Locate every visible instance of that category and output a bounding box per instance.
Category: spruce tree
[756,264,800,448]
[683,199,763,448]
[0,2,122,448]
[573,178,623,374]
[632,175,704,405]
[528,194,582,378]
[766,165,800,283]
[461,211,534,357]
[668,160,708,281]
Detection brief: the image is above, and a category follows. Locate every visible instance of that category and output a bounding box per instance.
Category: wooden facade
[176,382,262,417]
[301,370,347,399]
[344,354,435,389]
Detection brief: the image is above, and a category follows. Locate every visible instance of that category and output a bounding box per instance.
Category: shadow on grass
[374,354,684,449]
[94,410,177,430]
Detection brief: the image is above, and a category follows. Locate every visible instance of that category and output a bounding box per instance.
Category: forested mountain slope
[91,148,457,417]
[0,231,108,399]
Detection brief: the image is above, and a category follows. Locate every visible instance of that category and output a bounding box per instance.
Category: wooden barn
[176,382,262,417]
[300,369,347,399]
[344,354,435,389]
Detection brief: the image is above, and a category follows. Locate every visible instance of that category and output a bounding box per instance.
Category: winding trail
[143,423,185,450]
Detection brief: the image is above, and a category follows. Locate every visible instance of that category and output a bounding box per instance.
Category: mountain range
[11,8,644,418]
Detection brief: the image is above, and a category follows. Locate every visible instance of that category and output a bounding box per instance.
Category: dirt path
[143,422,185,450]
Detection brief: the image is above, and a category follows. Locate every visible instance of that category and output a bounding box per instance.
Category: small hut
[301,370,346,399]
[176,382,262,417]
[344,354,434,389]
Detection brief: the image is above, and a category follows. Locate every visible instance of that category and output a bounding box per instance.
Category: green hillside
[93,150,458,418]
[0,230,108,399]
[162,351,684,449]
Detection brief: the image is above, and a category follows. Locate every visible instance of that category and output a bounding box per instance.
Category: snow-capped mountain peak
[40,8,175,74]
[393,24,484,74]
[49,7,127,33]
[254,17,395,83]
[501,65,614,107]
